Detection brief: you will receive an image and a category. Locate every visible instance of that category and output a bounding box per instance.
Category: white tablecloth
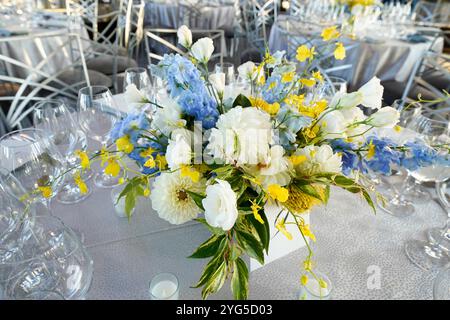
[268,17,444,91]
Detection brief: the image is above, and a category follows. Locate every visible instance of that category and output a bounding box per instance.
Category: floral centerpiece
[36,25,449,299]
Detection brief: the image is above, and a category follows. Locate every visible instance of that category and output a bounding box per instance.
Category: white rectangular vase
[250,204,310,271]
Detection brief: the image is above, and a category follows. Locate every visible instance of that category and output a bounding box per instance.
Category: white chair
[0,32,90,130]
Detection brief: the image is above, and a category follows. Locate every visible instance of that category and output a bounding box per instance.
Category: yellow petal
[38,186,52,198]
[321,26,340,41]
[268,184,289,203]
[334,42,346,60]
[144,156,156,168]
[116,135,134,154]
[301,275,309,286]
[104,159,121,177]
[75,150,90,170]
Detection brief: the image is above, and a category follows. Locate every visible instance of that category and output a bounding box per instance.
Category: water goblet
[77,86,124,188]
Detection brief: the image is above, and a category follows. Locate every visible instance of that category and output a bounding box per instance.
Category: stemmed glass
[214,63,236,86]
[404,116,450,271]
[123,67,151,92]
[33,100,92,204]
[78,86,123,188]
[433,264,450,300]
[0,128,66,211]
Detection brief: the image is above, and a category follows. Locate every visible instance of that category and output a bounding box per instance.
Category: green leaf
[232,94,252,108]
[323,185,330,204]
[247,211,270,254]
[201,261,227,300]
[363,190,376,214]
[333,175,356,186]
[125,190,136,219]
[186,190,205,211]
[294,183,323,201]
[231,258,249,300]
[195,218,226,236]
[189,235,226,259]
[235,230,264,265]
[193,239,227,288]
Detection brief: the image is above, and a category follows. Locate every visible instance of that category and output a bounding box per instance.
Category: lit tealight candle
[149,273,179,300]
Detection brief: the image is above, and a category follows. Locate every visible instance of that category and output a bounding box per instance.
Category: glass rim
[32,99,65,110]
[0,215,85,268]
[0,128,47,148]
[125,67,147,73]
[301,271,333,298]
[78,85,110,96]
[149,272,179,300]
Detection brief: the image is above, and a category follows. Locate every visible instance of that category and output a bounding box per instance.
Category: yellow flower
[310,99,328,117]
[302,125,320,140]
[301,275,308,286]
[275,219,293,240]
[284,94,305,107]
[334,42,346,60]
[100,147,110,166]
[254,63,266,85]
[300,78,316,88]
[104,159,121,177]
[289,155,307,165]
[281,71,295,83]
[268,82,277,90]
[140,147,156,158]
[299,221,316,242]
[38,186,52,199]
[264,52,276,65]
[250,200,264,224]
[143,188,150,197]
[74,171,88,195]
[284,184,324,214]
[75,150,90,170]
[116,135,134,154]
[303,258,313,272]
[267,184,289,203]
[367,140,376,160]
[144,156,156,168]
[394,125,402,132]
[180,165,200,183]
[155,154,168,169]
[296,45,315,62]
[319,278,328,289]
[118,177,125,185]
[250,97,280,116]
[321,26,340,41]
[312,70,324,83]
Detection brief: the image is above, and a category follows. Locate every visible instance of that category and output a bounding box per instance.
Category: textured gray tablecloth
[268,17,444,91]
[50,178,445,299]
[144,1,236,32]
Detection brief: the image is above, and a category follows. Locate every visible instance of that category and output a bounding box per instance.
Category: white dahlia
[150,172,204,225]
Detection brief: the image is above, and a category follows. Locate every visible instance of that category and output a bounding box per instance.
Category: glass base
[56,184,92,205]
[377,197,415,218]
[405,239,450,271]
[94,172,123,189]
[81,168,94,182]
[427,227,450,253]
[298,271,332,300]
[404,186,431,204]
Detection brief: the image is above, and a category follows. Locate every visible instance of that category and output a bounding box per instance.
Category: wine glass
[427,181,450,257]
[214,63,236,86]
[0,216,93,300]
[123,67,151,92]
[404,116,450,271]
[77,86,124,188]
[33,100,92,204]
[433,264,450,300]
[0,128,66,210]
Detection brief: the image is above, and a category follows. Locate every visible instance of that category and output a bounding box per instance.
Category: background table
[50,165,445,299]
[268,17,444,91]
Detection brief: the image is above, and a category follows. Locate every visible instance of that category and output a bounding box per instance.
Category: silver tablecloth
[51,172,445,299]
[268,18,444,91]
[144,1,236,32]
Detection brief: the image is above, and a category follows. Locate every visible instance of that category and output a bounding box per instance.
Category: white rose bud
[330,91,363,110]
[237,61,256,80]
[209,72,226,96]
[190,37,214,63]
[358,77,384,110]
[124,83,146,104]
[177,25,192,48]
[202,179,238,231]
[367,107,400,128]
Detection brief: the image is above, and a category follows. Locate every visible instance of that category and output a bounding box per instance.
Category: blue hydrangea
[399,140,450,171]
[109,111,150,143]
[262,75,287,104]
[363,137,402,175]
[275,105,311,150]
[330,139,363,176]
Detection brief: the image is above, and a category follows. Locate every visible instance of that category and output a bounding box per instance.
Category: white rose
[190,37,214,63]
[294,145,342,176]
[177,25,192,48]
[257,145,292,188]
[329,91,363,110]
[237,61,255,80]
[151,97,186,136]
[165,130,193,170]
[209,72,225,95]
[124,84,147,103]
[367,107,400,128]
[358,77,384,110]
[207,106,273,165]
[318,110,347,139]
[202,179,238,231]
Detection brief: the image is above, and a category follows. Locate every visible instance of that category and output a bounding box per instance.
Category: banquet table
[143,1,236,32]
[47,119,445,300]
[268,17,444,91]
